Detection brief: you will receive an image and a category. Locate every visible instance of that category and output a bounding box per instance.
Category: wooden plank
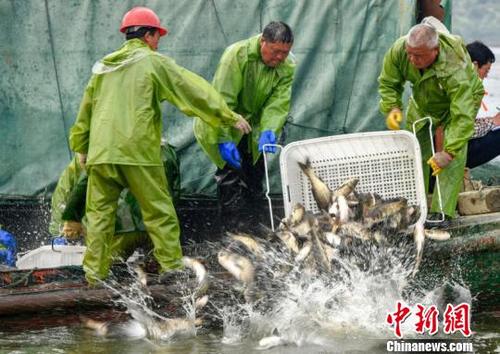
[446,211,500,230]
[458,187,500,215]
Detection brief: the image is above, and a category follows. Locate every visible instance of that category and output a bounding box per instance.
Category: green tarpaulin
[0,0,418,198]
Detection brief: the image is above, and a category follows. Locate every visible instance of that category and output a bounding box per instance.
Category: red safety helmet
[119,7,168,36]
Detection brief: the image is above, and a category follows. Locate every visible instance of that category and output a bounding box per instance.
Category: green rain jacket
[378,33,483,156]
[193,35,296,168]
[69,39,240,166]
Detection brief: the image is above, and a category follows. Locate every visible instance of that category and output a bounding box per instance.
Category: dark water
[0,312,498,353]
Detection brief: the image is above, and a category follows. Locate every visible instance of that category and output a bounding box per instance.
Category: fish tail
[298,158,312,176]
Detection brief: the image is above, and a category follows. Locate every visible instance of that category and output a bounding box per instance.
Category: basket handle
[263,144,283,232]
[411,117,445,223]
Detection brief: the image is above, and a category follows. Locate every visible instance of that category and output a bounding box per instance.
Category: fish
[364,199,407,221]
[228,232,264,258]
[328,195,349,224]
[412,222,425,277]
[298,158,333,211]
[333,178,359,198]
[289,214,315,238]
[275,230,299,254]
[148,317,203,341]
[295,241,312,262]
[324,231,342,246]
[363,199,408,230]
[290,203,306,225]
[338,222,372,241]
[82,294,208,340]
[182,256,209,296]
[405,205,421,225]
[323,243,338,263]
[424,228,451,241]
[310,226,332,272]
[258,335,286,350]
[217,250,255,285]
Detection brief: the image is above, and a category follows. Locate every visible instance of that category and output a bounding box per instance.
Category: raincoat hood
[92,39,152,74]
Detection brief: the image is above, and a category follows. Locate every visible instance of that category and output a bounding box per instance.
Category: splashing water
[97,264,202,342]
[212,233,472,350]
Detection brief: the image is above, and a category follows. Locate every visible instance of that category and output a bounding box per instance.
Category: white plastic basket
[16,245,86,270]
[278,131,427,225]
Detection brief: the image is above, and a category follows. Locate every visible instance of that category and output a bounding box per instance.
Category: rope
[44,0,72,160]
[1,270,34,289]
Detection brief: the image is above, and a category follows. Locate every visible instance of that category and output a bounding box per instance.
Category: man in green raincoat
[69,7,251,285]
[193,21,295,228]
[378,23,483,220]
[49,142,181,266]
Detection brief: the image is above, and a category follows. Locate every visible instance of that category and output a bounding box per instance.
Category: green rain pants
[84,164,182,284]
[416,125,467,218]
[108,231,151,263]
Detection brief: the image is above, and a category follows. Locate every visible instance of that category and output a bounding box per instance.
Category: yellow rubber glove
[427,151,453,176]
[386,109,403,130]
[62,221,84,240]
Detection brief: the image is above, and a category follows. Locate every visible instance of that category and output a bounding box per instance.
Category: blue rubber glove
[258,130,277,153]
[218,142,241,169]
[0,229,16,267]
[53,237,68,246]
[0,249,15,267]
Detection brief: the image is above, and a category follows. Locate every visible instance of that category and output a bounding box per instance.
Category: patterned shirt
[472,117,495,139]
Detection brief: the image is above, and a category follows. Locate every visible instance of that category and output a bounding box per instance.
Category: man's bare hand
[233,115,252,134]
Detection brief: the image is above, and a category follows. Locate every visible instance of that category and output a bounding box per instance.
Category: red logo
[443,303,471,337]
[386,301,411,338]
[386,301,471,338]
[415,304,439,335]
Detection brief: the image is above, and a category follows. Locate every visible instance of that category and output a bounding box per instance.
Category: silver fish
[298,158,333,211]
[295,241,312,262]
[412,222,425,277]
[276,230,299,254]
[81,316,203,340]
[338,222,372,241]
[290,203,306,225]
[328,195,349,224]
[149,317,203,341]
[182,256,209,296]
[217,250,255,287]
[310,227,332,272]
[258,335,286,350]
[333,178,359,198]
[228,232,264,258]
[424,228,451,241]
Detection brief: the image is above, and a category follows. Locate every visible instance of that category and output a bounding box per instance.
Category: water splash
[97,264,202,342]
[213,232,472,350]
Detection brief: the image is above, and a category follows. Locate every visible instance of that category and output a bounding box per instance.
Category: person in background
[465,41,500,169]
[0,228,16,268]
[378,23,483,221]
[193,21,295,231]
[49,141,180,267]
[68,6,251,285]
